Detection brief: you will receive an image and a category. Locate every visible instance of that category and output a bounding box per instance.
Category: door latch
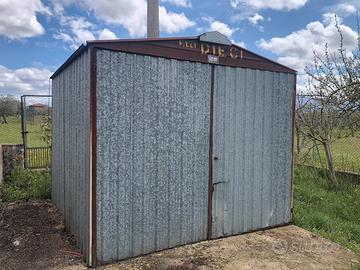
[211,180,227,193]
[213,181,227,186]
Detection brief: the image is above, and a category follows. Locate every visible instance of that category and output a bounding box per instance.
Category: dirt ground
[0,201,83,270]
[0,202,359,270]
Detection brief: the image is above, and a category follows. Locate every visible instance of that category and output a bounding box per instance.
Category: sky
[0,0,359,97]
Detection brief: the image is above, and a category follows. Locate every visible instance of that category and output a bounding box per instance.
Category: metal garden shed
[51,31,296,266]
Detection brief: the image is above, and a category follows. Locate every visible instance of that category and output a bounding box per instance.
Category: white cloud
[336,3,357,14]
[247,13,266,31]
[52,2,119,48]
[248,13,264,25]
[73,0,195,37]
[53,15,96,50]
[68,17,96,41]
[232,40,246,48]
[98,29,117,40]
[54,24,117,49]
[80,0,146,36]
[202,17,237,38]
[257,13,358,73]
[53,32,73,43]
[159,7,195,34]
[326,3,357,17]
[231,0,308,11]
[198,17,244,46]
[161,0,191,8]
[0,65,52,96]
[51,0,194,37]
[209,21,237,38]
[0,0,51,39]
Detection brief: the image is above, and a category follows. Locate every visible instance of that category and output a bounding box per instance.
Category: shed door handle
[213,181,227,186]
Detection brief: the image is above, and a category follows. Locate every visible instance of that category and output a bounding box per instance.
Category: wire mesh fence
[0,96,23,145]
[0,95,52,169]
[294,94,360,175]
[295,135,360,174]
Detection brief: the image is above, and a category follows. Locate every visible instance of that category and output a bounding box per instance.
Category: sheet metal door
[211,66,293,238]
[96,50,212,262]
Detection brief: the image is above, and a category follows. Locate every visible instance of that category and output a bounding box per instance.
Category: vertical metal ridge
[62,70,66,217]
[253,70,265,229]
[272,72,280,225]
[246,68,255,232]
[230,67,237,234]
[129,53,135,258]
[290,75,297,216]
[207,65,215,240]
[90,46,97,266]
[241,69,249,232]
[268,71,275,226]
[262,71,272,228]
[260,71,266,227]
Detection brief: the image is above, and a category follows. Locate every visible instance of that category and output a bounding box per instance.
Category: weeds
[0,168,51,202]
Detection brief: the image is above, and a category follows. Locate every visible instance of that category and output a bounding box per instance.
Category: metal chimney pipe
[147,0,159,38]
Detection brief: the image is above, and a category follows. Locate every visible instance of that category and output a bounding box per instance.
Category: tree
[0,95,20,124]
[297,16,360,186]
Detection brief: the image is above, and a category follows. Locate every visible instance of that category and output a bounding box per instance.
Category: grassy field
[293,166,360,254]
[0,116,46,147]
[296,135,360,173]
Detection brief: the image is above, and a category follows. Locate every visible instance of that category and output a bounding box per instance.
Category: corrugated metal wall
[51,50,90,260]
[212,66,294,238]
[96,50,211,263]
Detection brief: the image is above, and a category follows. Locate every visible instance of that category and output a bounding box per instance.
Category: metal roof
[51,31,296,79]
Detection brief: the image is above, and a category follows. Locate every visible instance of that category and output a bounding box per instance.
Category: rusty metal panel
[212,66,294,238]
[96,50,211,263]
[51,50,90,260]
[52,35,296,79]
[86,40,296,74]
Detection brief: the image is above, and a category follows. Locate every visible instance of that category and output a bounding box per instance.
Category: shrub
[0,168,51,202]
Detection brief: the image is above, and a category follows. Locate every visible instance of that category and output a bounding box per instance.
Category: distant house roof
[29,103,48,108]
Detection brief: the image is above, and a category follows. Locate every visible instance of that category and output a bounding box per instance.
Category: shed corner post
[290,74,297,220]
[89,45,98,267]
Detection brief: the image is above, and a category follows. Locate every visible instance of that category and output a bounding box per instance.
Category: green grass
[0,168,51,202]
[296,135,360,173]
[0,116,46,146]
[294,166,360,254]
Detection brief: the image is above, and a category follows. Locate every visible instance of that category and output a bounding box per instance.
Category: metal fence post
[21,95,28,169]
[0,144,3,185]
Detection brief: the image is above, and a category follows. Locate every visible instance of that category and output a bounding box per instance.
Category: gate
[26,146,52,169]
[21,95,52,169]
